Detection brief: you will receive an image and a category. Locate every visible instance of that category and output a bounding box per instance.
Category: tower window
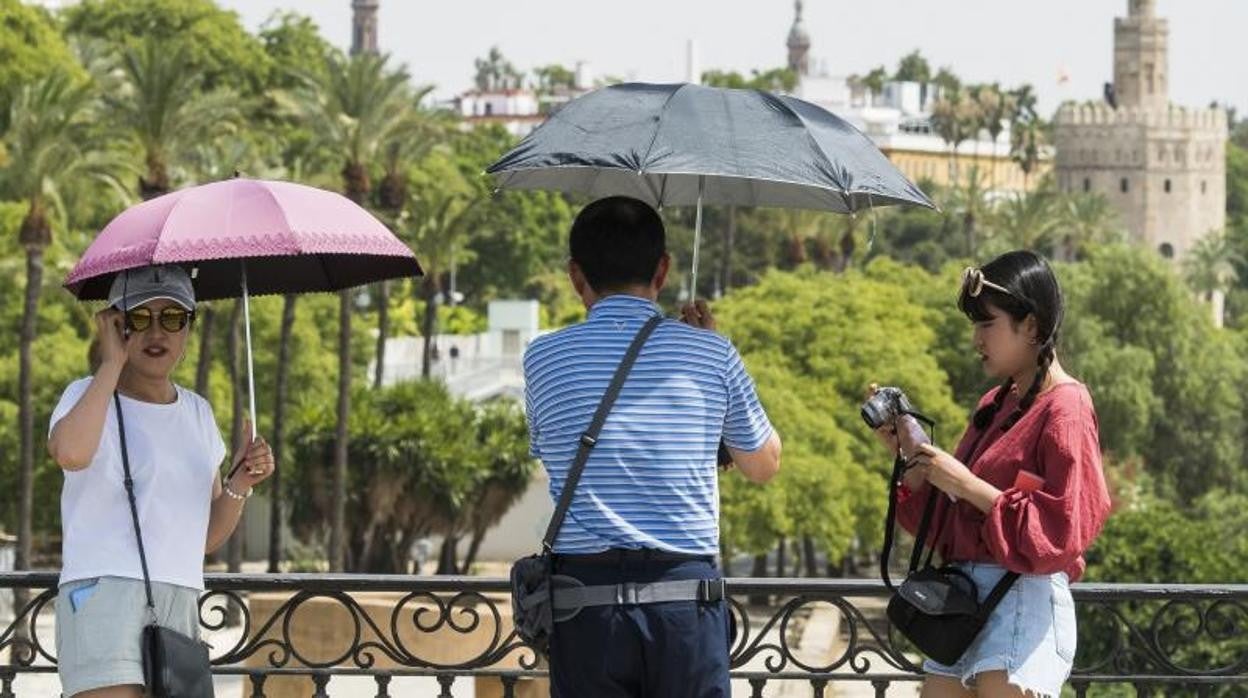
[1120,178,1130,193]
[1159,243,1175,259]
[1083,178,1091,193]
[1202,180,1208,194]
[1164,179,1172,193]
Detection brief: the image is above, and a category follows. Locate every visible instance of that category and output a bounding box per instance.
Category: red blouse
[897,382,1112,582]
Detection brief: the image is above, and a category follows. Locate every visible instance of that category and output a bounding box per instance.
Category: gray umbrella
[488,82,936,293]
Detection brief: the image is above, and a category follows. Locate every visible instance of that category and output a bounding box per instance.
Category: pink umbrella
[66,178,423,422]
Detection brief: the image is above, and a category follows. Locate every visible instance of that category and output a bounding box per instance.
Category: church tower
[786,0,811,77]
[351,0,379,56]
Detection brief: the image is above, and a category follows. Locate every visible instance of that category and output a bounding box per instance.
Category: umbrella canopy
[487,82,935,213]
[65,177,422,430]
[66,178,422,301]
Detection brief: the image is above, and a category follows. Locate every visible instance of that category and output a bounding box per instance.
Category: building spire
[351,0,380,56]
[1128,0,1156,18]
[787,0,811,76]
[1114,0,1167,108]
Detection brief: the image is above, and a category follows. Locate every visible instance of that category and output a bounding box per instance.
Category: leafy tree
[716,268,966,570]
[473,46,523,91]
[283,51,414,570]
[858,66,889,95]
[931,67,961,95]
[931,88,982,186]
[1,71,126,586]
[105,37,244,199]
[1183,230,1242,326]
[1054,192,1125,261]
[62,0,272,94]
[288,381,534,573]
[1061,246,1247,502]
[700,68,798,93]
[405,151,484,378]
[0,0,84,124]
[257,11,336,90]
[983,186,1059,256]
[532,63,576,94]
[893,50,931,84]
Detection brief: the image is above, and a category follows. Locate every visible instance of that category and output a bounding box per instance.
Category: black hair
[569,196,666,292]
[958,250,1065,432]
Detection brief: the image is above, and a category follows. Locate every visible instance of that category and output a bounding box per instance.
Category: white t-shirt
[50,378,226,590]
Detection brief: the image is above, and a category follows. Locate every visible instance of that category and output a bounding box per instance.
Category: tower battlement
[1055,103,1227,132]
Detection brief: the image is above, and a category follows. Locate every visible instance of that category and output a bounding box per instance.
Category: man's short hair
[569,196,666,292]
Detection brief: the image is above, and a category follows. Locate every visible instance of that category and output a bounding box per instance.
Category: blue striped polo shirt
[523,294,774,555]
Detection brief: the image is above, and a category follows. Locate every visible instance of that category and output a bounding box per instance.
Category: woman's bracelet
[223,478,253,500]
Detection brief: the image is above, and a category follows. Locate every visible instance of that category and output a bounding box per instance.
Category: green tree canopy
[0,0,83,124]
[62,0,272,94]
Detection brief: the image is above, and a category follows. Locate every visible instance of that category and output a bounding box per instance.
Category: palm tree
[988,188,1059,256]
[931,88,982,188]
[105,37,243,200]
[976,84,1015,192]
[1009,85,1044,191]
[0,72,124,603]
[285,52,413,570]
[1184,231,1242,328]
[373,94,441,389]
[946,165,993,257]
[406,154,483,378]
[1056,193,1125,261]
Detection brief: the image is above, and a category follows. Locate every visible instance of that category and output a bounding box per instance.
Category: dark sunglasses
[125,307,194,333]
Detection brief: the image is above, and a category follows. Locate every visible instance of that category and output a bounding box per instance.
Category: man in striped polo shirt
[523,196,782,697]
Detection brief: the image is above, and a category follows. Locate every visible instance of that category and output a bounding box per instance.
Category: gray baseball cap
[107,265,197,311]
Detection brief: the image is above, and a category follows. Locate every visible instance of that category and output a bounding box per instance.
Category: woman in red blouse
[878,251,1112,698]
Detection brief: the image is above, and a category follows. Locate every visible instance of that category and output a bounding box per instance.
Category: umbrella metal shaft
[690,176,705,301]
[241,260,257,434]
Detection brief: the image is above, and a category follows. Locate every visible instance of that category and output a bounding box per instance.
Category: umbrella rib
[772,95,855,212]
[257,182,300,255]
[636,84,689,176]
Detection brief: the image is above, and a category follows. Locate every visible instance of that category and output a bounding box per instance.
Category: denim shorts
[922,561,1077,698]
[56,576,201,697]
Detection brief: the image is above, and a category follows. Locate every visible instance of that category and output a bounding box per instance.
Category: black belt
[552,578,726,613]
[555,549,713,565]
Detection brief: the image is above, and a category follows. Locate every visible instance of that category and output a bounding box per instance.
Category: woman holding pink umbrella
[52,176,420,697]
[47,264,273,698]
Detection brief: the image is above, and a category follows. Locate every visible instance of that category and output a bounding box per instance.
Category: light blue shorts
[922,561,1076,698]
[55,576,201,697]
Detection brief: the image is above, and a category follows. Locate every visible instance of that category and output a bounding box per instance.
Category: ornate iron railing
[1,573,1244,697]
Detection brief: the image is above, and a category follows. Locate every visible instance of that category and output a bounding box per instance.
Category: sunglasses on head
[961,267,1016,299]
[124,306,194,333]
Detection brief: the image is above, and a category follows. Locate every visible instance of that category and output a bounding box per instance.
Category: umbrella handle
[690,176,705,301]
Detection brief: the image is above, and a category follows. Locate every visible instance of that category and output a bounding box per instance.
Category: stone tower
[351,0,379,56]
[1114,0,1167,110]
[786,0,811,77]
[1054,0,1227,262]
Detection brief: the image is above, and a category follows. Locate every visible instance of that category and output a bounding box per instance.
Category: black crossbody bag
[114,392,215,698]
[510,315,662,654]
[880,421,1018,667]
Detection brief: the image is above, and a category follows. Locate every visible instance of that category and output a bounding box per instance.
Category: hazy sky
[216,0,1246,117]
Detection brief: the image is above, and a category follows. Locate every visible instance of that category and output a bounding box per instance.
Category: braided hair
[959,251,1065,433]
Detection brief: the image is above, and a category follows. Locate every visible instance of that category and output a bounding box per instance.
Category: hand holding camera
[862,384,941,493]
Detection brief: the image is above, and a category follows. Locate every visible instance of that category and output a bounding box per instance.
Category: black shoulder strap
[114,391,157,613]
[880,417,1020,602]
[540,315,663,552]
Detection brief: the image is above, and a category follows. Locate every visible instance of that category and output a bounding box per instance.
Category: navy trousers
[548,552,732,698]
